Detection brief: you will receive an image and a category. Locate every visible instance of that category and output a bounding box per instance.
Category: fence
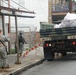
[52,3,76,12]
[10,26,40,52]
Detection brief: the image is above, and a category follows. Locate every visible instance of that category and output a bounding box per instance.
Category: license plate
[67,35,76,39]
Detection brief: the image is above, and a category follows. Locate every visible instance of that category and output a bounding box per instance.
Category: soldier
[15,31,27,56]
[18,32,27,56]
[0,29,9,68]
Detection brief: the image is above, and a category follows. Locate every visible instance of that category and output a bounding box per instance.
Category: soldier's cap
[19,32,23,34]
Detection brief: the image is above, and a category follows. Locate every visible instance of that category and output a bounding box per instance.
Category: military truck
[40,22,76,61]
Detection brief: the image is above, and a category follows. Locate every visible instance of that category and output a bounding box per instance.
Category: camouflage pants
[19,43,24,56]
[0,47,9,68]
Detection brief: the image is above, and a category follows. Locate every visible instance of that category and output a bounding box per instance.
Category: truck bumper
[43,46,76,60]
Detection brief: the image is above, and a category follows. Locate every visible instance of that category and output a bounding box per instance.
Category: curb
[7,59,45,75]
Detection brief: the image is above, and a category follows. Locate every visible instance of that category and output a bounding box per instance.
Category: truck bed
[40,26,76,40]
[40,26,76,37]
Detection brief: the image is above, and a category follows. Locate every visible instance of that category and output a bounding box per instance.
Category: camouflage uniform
[18,32,27,56]
[0,35,9,68]
[19,42,24,56]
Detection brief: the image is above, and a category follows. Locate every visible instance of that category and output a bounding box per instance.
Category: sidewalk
[0,46,44,75]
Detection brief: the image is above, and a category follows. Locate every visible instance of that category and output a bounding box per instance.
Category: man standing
[0,29,9,68]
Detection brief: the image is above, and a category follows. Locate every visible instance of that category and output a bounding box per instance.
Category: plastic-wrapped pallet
[54,12,76,28]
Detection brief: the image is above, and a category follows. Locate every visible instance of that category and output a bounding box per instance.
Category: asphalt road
[19,52,76,75]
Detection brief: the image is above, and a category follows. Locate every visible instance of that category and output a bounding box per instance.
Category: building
[50,0,76,24]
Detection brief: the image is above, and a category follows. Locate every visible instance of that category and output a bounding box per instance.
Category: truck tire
[47,52,54,61]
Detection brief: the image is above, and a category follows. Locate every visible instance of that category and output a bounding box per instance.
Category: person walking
[18,32,27,56]
[15,31,27,56]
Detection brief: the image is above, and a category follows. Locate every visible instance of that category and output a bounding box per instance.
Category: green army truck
[40,22,76,61]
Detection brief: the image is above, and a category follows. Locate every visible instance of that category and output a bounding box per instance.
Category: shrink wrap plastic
[54,12,76,28]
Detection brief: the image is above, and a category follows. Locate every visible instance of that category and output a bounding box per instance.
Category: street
[19,53,76,75]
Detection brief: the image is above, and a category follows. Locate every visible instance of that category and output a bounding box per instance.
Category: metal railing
[52,3,76,12]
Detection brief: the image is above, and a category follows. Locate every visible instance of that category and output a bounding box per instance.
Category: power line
[1,0,35,14]
[1,0,15,8]
[37,0,48,19]
[11,0,32,12]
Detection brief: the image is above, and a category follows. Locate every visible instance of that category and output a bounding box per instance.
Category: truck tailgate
[40,27,76,38]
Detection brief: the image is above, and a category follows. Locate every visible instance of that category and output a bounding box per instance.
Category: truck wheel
[62,52,67,56]
[47,52,54,61]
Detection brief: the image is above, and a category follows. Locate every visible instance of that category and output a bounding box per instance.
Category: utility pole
[69,0,72,13]
[8,0,11,54]
[48,0,52,23]
[0,0,1,6]
[8,0,10,33]
[15,16,21,64]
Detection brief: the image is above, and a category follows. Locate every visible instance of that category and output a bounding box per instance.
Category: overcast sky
[24,0,48,31]
[11,0,48,31]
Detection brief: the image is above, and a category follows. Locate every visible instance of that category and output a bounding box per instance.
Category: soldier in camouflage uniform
[15,32,27,56]
[16,32,27,56]
[0,29,9,68]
